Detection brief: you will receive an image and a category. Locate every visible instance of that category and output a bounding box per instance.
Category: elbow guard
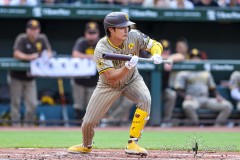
[146,39,163,55]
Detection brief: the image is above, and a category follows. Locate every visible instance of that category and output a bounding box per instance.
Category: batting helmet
[103,12,135,34]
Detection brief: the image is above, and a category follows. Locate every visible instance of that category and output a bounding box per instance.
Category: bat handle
[138,57,173,65]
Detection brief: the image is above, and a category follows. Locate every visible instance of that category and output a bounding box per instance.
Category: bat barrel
[102,53,131,61]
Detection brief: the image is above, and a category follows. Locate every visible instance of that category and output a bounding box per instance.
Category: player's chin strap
[129,108,149,142]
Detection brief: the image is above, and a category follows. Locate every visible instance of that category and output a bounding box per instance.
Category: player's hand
[185,95,193,100]
[125,56,138,70]
[216,94,224,102]
[28,53,39,61]
[164,63,172,71]
[151,54,162,64]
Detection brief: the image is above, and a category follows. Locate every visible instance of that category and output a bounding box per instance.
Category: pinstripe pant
[81,76,151,146]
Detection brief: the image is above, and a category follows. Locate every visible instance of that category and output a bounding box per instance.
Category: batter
[68,12,163,156]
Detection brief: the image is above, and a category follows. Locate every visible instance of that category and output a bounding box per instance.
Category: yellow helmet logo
[125,15,129,20]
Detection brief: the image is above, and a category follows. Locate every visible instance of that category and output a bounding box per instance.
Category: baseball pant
[107,96,135,122]
[162,88,177,122]
[10,77,37,125]
[183,97,233,125]
[237,101,240,111]
[81,76,151,147]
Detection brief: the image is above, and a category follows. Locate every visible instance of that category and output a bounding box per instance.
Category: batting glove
[151,54,162,64]
[125,56,139,70]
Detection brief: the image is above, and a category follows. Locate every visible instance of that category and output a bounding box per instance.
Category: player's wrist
[125,62,132,70]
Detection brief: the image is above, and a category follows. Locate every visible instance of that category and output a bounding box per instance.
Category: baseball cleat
[125,141,148,156]
[67,144,92,154]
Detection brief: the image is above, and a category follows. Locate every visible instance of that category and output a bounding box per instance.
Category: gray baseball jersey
[229,71,240,89]
[176,71,233,125]
[94,29,150,88]
[175,71,216,97]
[81,29,153,146]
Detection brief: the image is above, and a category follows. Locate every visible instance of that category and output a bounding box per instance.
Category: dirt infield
[0,148,240,160]
[0,127,240,160]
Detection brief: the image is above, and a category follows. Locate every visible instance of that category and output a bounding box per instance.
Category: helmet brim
[114,21,135,28]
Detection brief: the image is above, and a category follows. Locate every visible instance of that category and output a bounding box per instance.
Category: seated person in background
[142,0,171,8]
[229,71,240,111]
[174,48,233,126]
[95,0,128,5]
[159,39,185,127]
[168,37,189,88]
[169,0,194,9]
[0,0,38,5]
[195,0,219,7]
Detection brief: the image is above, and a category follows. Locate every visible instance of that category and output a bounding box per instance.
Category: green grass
[0,130,239,151]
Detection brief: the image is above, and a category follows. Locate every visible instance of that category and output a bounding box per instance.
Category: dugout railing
[0,58,240,126]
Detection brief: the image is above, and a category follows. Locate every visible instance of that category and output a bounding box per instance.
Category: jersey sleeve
[94,44,114,74]
[229,71,240,89]
[40,34,52,51]
[130,29,150,50]
[72,37,85,52]
[13,34,25,51]
[207,72,216,89]
[130,30,162,55]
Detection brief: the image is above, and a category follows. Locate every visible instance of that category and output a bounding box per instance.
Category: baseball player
[68,12,163,156]
[159,39,185,127]
[174,48,233,126]
[229,71,240,111]
[10,19,52,126]
[71,22,100,123]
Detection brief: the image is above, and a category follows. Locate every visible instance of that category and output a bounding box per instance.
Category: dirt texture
[0,148,240,160]
[0,127,240,160]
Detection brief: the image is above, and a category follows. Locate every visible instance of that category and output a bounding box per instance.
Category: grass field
[0,127,239,152]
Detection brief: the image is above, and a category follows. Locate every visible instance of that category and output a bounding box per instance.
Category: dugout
[0,5,240,125]
[1,6,240,87]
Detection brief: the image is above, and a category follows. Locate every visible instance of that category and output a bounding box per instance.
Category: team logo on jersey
[97,59,104,69]
[128,43,134,49]
[36,42,42,52]
[86,47,94,55]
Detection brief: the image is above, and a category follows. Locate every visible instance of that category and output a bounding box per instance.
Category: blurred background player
[9,19,52,126]
[159,39,185,127]
[168,37,189,89]
[174,48,233,126]
[71,22,100,124]
[229,71,240,112]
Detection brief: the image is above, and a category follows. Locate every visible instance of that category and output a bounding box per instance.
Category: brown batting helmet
[103,12,135,34]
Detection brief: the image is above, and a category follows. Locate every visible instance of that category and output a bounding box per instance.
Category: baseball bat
[102,53,173,65]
